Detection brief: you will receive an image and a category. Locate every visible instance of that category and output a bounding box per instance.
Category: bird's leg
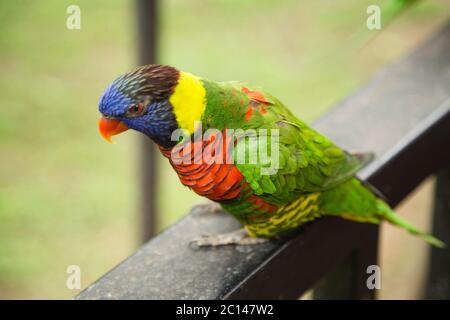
[193,201,223,214]
[190,228,269,247]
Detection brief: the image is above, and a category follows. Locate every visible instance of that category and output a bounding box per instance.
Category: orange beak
[98,117,129,143]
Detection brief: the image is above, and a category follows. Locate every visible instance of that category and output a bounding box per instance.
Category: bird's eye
[127,103,145,116]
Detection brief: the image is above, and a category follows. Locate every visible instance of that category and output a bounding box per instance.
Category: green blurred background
[0,0,448,299]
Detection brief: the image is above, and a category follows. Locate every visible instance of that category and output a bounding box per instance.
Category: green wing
[231,85,373,206]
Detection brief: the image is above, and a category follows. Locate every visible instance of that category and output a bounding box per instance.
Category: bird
[98,64,443,247]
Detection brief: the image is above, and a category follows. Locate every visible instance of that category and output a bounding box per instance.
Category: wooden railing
[76,14,450,300]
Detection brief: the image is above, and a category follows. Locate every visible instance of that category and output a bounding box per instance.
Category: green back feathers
[200,80,376,204]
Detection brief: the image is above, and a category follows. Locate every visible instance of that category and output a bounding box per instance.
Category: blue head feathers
[98,64,180,147]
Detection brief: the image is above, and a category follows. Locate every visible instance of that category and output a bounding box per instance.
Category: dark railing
[76,18,450,299]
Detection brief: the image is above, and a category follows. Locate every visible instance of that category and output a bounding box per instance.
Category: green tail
[377,200,445,248]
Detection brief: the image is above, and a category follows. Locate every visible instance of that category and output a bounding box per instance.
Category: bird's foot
[190,228,269,247]
[193,201,223,214]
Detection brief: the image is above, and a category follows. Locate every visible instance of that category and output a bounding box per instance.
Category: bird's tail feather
[377,200,445,248]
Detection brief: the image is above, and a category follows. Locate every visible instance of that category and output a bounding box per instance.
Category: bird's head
[98,64,206,148]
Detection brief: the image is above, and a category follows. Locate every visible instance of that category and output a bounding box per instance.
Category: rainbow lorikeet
[98,64,443,247]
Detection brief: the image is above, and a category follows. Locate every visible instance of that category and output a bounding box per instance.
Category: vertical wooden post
[313,255,355,299]
[426,164,450,299]
[136,0,158,241]
[353,225,379,299]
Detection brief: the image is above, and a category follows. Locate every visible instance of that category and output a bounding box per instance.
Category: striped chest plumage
[159,136,244,202]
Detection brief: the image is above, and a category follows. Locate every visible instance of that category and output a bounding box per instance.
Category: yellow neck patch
[169,71,206,134]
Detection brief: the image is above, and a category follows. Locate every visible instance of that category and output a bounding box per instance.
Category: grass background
[0,0,448,299]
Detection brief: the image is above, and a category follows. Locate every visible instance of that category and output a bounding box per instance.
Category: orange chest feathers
[159,134,244,202]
